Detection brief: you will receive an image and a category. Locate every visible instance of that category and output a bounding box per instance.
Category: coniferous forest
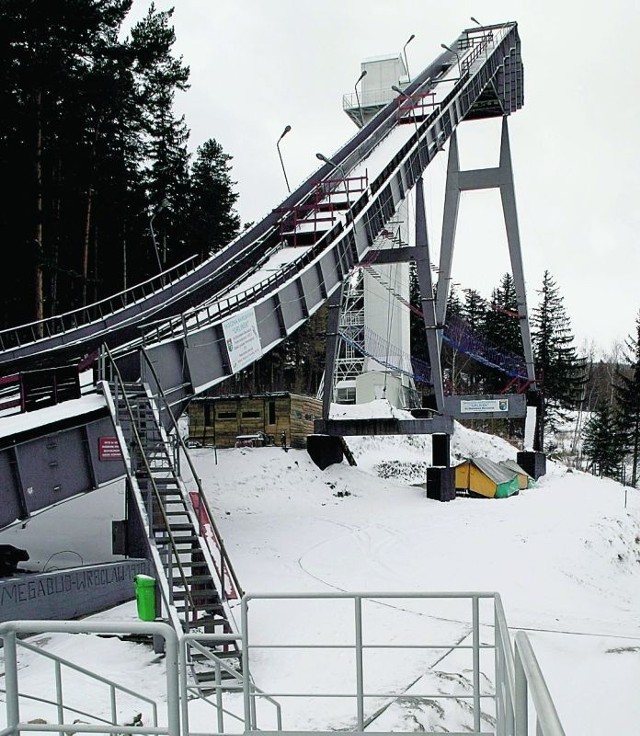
[1,1,638,483]
[0,0,240,328]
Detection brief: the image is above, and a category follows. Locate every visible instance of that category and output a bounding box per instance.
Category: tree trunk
[34,89,44,333]
[82,186,93,307]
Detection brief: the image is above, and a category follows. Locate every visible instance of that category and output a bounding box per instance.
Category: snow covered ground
[2,418,639,734]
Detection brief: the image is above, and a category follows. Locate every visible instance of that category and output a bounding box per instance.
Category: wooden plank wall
[186,393,322,449]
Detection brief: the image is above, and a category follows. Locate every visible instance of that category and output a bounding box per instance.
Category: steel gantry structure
[0,20,534,524]
[0,21,543,645]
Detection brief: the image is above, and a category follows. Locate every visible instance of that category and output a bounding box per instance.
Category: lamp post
[354,69,367,128]
[315,152,350,205]
[402,33,415,81]
[277,125,292,193]
[392,84,421,131]
[149,198,169,273]
[440,43,462,76]
[470,17,489,59]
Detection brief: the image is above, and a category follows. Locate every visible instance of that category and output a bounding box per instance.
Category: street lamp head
[150,198,169,221]
[277,126,292,193]
[354,70,368,129]
[391,84,410,99]
[403,34,415,81]
[278,125,292,142]
[470,16,482,27]
[440,43,461,74]
[316,152,332,166]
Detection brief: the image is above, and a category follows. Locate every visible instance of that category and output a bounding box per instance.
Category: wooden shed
[454,457,520,499]
[186,392,322,450]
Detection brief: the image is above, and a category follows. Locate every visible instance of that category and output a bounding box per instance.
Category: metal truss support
[322,283,346,421]
[434,117,536,388]
[413,176,445,414]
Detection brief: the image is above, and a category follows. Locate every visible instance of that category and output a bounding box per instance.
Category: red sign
[99,437,123,461]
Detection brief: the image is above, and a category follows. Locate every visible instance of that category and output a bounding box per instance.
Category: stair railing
[0,620,180,736]
[100,346,198,628]
[139,347,244,603]
[180,632,282,736]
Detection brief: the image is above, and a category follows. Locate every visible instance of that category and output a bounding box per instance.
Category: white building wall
[361,199,414,404]
[346,54,416,407]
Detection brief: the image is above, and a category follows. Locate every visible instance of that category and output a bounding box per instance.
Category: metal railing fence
[0,620,180,736]
[240,592,566,736]
[0,592,566,736]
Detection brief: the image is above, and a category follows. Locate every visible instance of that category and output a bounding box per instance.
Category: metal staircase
[102,349,244,697]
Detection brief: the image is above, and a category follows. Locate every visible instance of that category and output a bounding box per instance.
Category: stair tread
[154,539,199,547]
[172,574,214,582]
[175,596,220,606]
[179,610,227,621]
[191,671,242,684]
[191,648,241,659]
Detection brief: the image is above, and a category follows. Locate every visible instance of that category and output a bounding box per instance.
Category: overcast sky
[126,1,640,357]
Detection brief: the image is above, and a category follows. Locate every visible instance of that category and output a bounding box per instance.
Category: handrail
[138,221,346,350]
[238,592,565,736]
[180,633,282,736]
[514,631,566,736]
[100,348,199,625]
[0,636,158,727]
[0,620,180,736]
[0,255,199,352]
[0,592,567,736]
[139,347,244,602]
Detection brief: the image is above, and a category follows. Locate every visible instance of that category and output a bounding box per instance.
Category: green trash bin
[134,574,156,621]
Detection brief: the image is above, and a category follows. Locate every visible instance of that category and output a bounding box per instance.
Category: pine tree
[461,288,487,332]
[187,138,241,261]
[484,273,521,354]
[452,288,488,394]
[129,3,191,271]
[582,400,625,479]
[0,1,245,324]
[531,270,587,440]
[614,310,640,486]
[482,273,523,393]
[0,0,138,320]
[441,283,467,394]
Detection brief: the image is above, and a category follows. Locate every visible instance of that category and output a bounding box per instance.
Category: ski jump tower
[317,23,545,485]
[334,53,416,409]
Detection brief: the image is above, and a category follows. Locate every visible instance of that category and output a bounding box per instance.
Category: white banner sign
[222,308,263,373]
[460,398,509,414]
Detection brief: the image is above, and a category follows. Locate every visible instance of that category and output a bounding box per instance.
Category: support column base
[307,434,344,470]
[517,451,547,480]
[426,467,456,502]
